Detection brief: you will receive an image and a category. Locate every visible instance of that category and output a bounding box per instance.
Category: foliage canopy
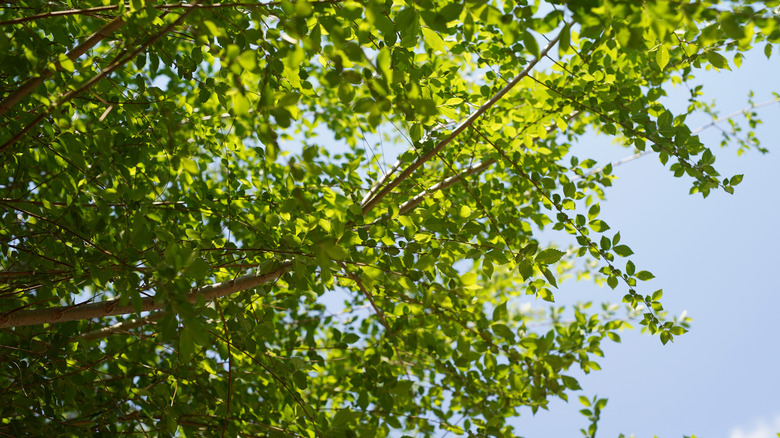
[1,0,777,436]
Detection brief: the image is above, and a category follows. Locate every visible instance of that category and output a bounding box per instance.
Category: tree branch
[359,31,561,215]
[77,311,169,341]
[0,262,292,329]
[0,3,198,153]
[0,17,125,117]
[398,158,496,215]
[575,97,780,181]
[0,1,352,26]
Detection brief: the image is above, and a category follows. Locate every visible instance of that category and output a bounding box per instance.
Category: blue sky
[513,45,780,438]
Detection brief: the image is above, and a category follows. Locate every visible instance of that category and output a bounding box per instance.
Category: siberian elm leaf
[541,266,558,288]
[613,245,633,257]
[185,258,211,280]
[518,259,534,280]
[589,220,610,232]
[561,375,581,390]
[705,51,731,70]
[492,301,508,322]
[656,44,670,70]
[421,27,446,52]
[523,30,540,58]
[536,248,565,264]
[538,288,555,302]
[636,271,655,281]
[588,204,600,220]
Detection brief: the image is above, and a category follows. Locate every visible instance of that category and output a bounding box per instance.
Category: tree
[0,0,777,436]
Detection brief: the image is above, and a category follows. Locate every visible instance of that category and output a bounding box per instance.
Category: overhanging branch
[359,31,562,215]
[0,17,125,117]
[0,262,292,329]
[0,3,198,153]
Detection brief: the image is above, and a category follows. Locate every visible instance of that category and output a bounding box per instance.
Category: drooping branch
[691,97,780,136]
[0,262,292,329]
[359,31,562,215]
[575,97,780,181]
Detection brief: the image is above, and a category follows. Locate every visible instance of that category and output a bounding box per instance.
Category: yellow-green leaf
[656,44,669,70]
[421,28,446,52]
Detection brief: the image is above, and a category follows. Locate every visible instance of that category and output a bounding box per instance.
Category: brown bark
[0,263,291,329]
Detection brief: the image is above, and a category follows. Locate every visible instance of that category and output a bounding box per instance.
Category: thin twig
[77,311,169,341]
[575,97,780,181]
[337,260,411,378]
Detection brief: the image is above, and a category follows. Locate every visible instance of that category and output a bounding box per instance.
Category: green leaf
[232,93,250,115]
[558,23,571,57]
[396,7,420,46]
[292,371,308,390]
[421,27,446,53]
[518,259,534,280]
[589,220,610,232]
[295,0,313,16]
[535,248,565,265]
[538,288,554,302]
[492,323,516,341]
[705,51,731,70]
[541,266,558,288]
[656,44,670,70]
[636,271,655,281]
[561,375,581,390]
[588,204,600,221]
[323,242,348,261]
[185,258,211,280]
[523,30,540,58]
[342,333,360,344]
[338,82,355,104]
[353,97,375,113]
[613,245,633,257]
[492,301,508,322]
[332,408,360,428]
[179,326,196,363]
